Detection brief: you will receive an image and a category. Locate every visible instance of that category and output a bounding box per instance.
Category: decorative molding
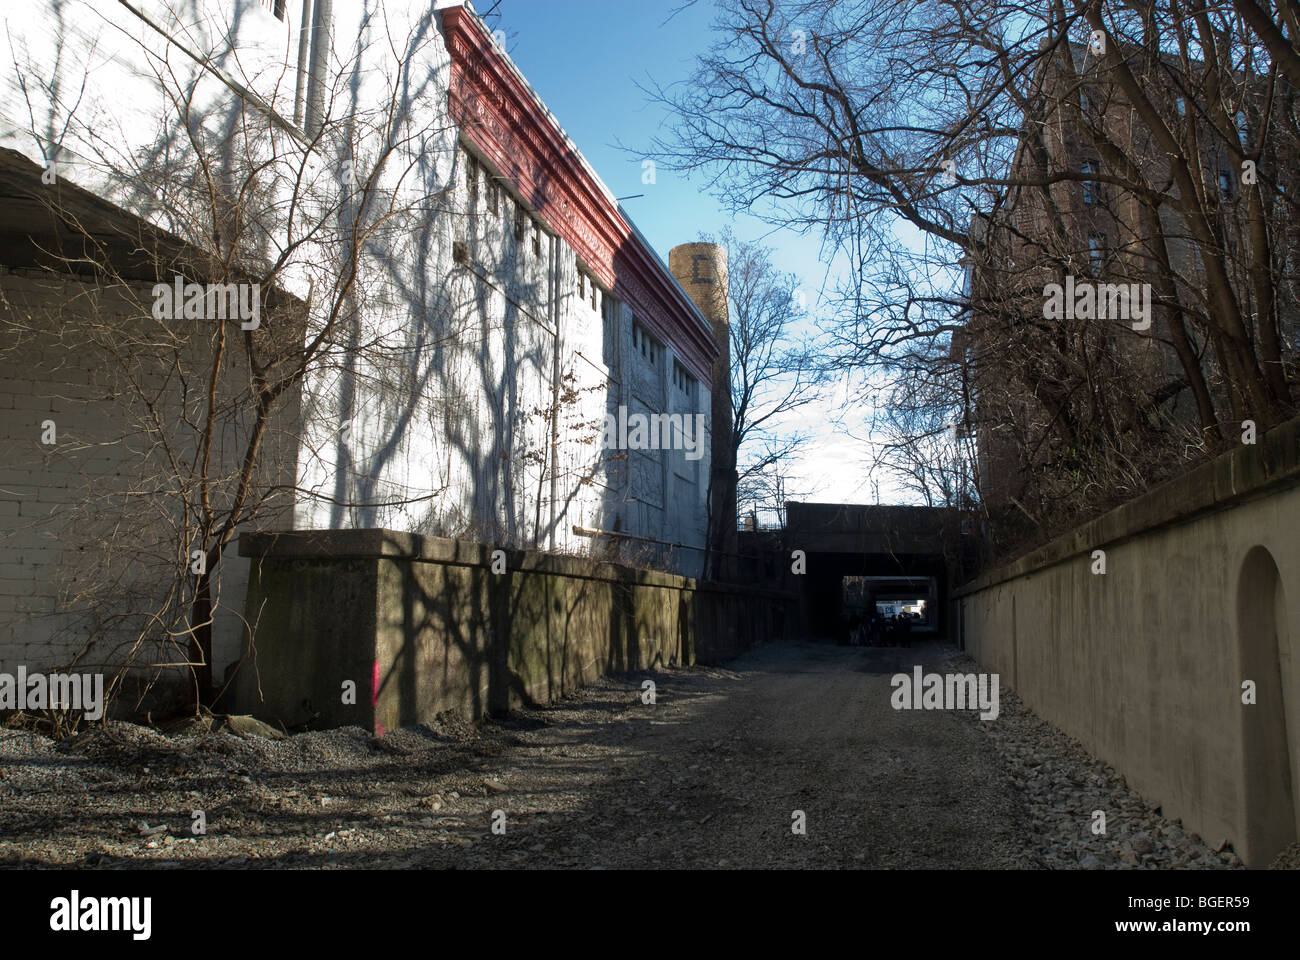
[441,7,717,383]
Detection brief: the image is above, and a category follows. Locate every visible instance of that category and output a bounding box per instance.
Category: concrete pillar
[669,242,734,580]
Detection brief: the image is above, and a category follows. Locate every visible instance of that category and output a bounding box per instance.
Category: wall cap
[239,529,798,600]
[956,414,1300,597]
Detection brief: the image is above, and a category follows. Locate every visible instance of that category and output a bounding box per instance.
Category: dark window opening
[1081,159,1101,206]
[466,153,479,202]
[672,359,697,400]
[1088,234,1106,276]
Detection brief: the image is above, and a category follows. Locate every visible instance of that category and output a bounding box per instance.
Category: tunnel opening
[842,576,938,634]
[803,551,950,643]
[784,502,976,648]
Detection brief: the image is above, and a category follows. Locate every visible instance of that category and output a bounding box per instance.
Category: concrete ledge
[233,531,798,735]
[240,529,797,599]
[954,413,1300,866]
[956,413,1300,597]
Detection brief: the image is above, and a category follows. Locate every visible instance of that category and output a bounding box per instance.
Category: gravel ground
[937,648,1250,870]
[0,639,1291,869]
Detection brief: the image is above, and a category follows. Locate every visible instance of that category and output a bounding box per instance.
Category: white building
[0,0,718,706]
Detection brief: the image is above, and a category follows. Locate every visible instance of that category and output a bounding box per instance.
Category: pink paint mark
[372,659,385,738]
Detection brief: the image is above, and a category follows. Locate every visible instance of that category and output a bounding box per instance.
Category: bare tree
[2,3,475,716]
[703,228,827,531]
[740,457,821,527]
[868,359,979,509]
[651,0,1299,555]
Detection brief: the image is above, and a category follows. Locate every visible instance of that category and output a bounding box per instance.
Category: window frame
[1087,234,1106,276]
[466,151,479,203]
[673,359,697,401]
[1081,159,1101,207]
[633,319,661,366]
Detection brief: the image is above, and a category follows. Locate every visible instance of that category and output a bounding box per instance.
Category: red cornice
[440,6,717,384]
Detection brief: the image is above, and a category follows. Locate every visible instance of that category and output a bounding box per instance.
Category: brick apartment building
[961,38,1300,513]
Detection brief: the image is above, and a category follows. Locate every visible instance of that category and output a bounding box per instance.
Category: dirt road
[0,639,1243,869]
[468,640,1034,869]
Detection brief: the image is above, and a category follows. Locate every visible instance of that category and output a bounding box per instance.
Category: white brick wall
[293,127,711,570]
[0,269,298,676]
[0,0,711,690]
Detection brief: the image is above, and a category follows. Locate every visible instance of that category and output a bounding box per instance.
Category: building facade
[0,0,718,704]
[962,39,1299,518]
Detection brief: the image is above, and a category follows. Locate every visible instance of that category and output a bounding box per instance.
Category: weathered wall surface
[957,418,1300,866]
[324,133,714,570]
[0,269,300,681]
[0,0,448,687]
[232,530,796,735]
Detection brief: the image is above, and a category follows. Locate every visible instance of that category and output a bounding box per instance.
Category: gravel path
[0,639,1277,869]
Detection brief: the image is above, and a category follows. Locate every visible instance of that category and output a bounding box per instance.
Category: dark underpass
[805,552,949,639]
[784,502,978,643]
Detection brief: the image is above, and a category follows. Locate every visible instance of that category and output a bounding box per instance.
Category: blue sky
[483,0,882,509]
[486,0,843,284]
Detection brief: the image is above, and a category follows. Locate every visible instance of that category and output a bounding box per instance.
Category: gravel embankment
[937,648,1245,870]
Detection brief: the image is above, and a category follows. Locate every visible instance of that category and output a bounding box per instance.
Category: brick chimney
[669,242,734,579]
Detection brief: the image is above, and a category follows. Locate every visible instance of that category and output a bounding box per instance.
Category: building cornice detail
[441,6,717,382]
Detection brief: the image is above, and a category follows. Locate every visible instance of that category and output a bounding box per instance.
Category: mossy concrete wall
[232,530,795,736]
[956,417,1300,866]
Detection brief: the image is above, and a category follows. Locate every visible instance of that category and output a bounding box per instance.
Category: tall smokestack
[669,242,734,580]
[305,0,333,137]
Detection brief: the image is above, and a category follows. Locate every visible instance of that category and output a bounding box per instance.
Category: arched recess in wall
[1237,545,1297,865]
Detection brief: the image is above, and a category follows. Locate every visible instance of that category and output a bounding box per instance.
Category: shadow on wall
[1237,544,1298,865]
[311,110,642,564]
[230,529,798,733]
[377,534,699,732]
[1,0,709,711]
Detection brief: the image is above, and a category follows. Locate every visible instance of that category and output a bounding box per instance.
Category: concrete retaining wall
[231,530,796,736]
[956,417,1300,866]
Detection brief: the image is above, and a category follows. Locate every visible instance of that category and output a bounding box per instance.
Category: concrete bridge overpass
[783,502,979,641]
